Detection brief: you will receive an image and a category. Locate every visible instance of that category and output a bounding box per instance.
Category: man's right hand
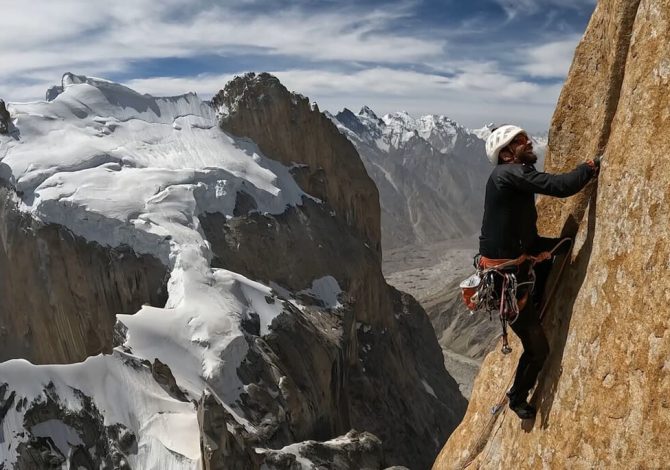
[587,156,601,177]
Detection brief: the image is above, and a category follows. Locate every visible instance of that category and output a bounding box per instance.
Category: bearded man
[480,125,599,419]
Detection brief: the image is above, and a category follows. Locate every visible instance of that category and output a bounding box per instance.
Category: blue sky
[1,0,596,132]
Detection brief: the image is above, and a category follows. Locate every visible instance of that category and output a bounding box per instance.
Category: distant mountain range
[329,107,547,251]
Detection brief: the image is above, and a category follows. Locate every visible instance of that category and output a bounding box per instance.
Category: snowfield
[0,74,343,469]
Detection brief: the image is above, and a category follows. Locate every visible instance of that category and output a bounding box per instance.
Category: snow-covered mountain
[0,73,465,469]
[329,107,489,251]
[330,108,547,251]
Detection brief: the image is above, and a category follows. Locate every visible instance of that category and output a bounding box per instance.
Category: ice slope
[1,73,306,264]
[0,74,342,469]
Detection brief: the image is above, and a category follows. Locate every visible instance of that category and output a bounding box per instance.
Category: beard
[513,144,538,165]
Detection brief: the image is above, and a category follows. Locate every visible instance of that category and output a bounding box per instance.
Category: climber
[480,125,599,419]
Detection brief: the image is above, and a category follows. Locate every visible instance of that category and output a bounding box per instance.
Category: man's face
[509,133,537,165]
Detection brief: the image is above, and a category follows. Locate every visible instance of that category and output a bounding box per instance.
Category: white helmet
[485,125,526,165]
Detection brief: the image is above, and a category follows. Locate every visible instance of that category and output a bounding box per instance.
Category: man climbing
[480,125,599,419]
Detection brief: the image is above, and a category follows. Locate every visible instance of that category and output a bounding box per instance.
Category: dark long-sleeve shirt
[479,162,594,259]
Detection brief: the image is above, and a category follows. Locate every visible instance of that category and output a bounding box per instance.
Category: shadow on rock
[0,162,14,188]
[533,186,598,428]
[521,417,536,433]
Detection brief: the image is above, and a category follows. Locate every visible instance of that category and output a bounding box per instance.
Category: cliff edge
[434,0,670,467]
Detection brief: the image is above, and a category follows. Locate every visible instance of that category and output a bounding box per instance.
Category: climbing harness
[460,253,535,354]
[459,238,573,354]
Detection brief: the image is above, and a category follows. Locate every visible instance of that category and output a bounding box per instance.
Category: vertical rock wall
[213,73,382,256]
[0,187,168,364]
[204,74,469,467]
[434,0,670,467]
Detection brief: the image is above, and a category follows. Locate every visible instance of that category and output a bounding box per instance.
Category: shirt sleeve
[499,163,594,197]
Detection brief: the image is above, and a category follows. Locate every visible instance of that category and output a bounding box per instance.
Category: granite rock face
[213,73,381,255]
[434,0,670,468]
[0,186,168,364]
[200,74,467,469]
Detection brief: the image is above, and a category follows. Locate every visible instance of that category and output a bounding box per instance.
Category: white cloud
[115,67,562,132]
[0,0,444,82]
[495,0,596,19]
[0,0,586,131]
[274,67,563,132]
[520,34,582,78]
[276,68,561,132]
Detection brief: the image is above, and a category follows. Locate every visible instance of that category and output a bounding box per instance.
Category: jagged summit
[470,122,496,140]
[330,105,491,250]
[334,106,481,156]
[359,105,380,120]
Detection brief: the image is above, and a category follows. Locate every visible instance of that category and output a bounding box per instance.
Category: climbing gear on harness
[460,272,482,310]
[459,237,573,355]
[460,253,535,354]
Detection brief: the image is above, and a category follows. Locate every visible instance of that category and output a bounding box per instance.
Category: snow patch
[298,276,343,309]
[1,74,306,264]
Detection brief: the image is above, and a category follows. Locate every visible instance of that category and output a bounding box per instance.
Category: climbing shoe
[506,391,537,419]
[508,399,536,419]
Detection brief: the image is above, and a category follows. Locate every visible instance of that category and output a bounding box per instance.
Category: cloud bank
[1,0,595,132]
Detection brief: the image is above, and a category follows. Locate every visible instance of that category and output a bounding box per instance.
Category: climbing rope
[538,237,573,322]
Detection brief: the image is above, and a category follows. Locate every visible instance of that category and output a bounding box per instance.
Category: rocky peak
[335,107,377,139]
[359,105,381,121]
[213,72,381,255]
[46,85,65,102]
[434,0,670,467]
[469,123,496,140]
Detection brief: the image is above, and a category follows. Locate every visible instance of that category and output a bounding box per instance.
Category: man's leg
[507,301,549,418]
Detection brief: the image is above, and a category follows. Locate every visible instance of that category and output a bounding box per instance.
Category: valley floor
[383,237,483,399]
